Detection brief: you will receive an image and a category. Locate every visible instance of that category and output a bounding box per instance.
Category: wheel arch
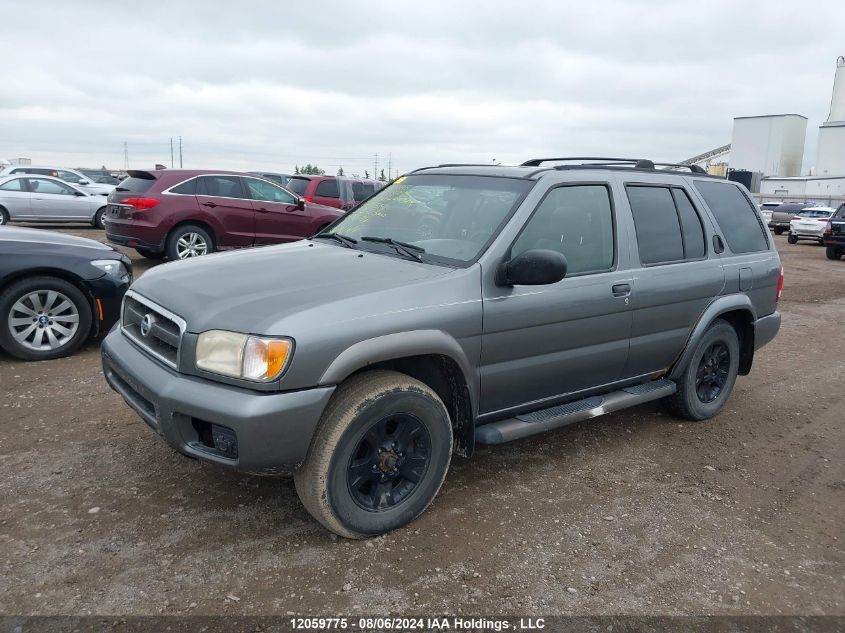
[669,295,757,380]
[167,219,217,248]
[319,331,478,457]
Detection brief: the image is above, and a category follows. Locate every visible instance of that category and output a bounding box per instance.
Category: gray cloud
[1,0,842,175]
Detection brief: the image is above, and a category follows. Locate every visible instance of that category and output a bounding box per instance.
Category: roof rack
[520,157,707,174]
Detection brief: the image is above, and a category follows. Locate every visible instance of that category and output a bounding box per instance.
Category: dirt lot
[1,228,843,617]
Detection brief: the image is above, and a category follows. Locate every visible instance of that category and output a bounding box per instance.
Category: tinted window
[672,188,706,259]
[797,209,833,218]
[286,177,310,195]
[353,182,375,201]
[170,178,197,195]
[244,177,296,204]
[695,181,768,253]
[197,175,246,199]
[315,179,339,198]
[116,176,156,194]
[13,168,55,177]
[627,186,684,264]
[0,178,25,191]
[834,204,845,219]
[57,169,83,184]
[28,178,75,195]
[513,185,614,275]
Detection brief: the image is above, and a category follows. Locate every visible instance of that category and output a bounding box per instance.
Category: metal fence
[753,193,845,208]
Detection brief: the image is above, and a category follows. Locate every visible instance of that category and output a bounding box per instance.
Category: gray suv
[101,157,782,538]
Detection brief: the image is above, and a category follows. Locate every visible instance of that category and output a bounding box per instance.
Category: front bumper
[101,328,335,474]
[754,311,781,350]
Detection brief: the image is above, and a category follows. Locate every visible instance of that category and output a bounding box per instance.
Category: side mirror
[78,179,90,185]
[498,249,567,286]
[296,197,305,210]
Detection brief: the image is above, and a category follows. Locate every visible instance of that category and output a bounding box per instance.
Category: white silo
[815,56,845,176]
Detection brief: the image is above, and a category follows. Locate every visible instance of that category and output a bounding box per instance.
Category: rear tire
[787,233,798,244]
[662,319,740,421]
[295,370,453,538]
[774,227,784,235]
[92,207,106,229]
[0,206,9,225]
[136,248,166,260]
[827,246,843,260]
[166,225,214,260]
[0,276,92,361]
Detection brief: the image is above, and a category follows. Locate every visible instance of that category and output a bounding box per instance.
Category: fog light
[211,424,238,459]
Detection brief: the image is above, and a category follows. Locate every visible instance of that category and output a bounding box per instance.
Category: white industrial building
[730,114,807,177]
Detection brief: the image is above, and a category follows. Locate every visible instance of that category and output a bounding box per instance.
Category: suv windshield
[324,174,532,264]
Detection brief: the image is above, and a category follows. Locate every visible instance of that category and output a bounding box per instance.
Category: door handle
[201,202,217,208]
[612,283,631,296]
[256,207,268,213]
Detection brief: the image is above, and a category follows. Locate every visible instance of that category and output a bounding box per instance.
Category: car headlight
[91,259,128,278]
[196,330,292,382]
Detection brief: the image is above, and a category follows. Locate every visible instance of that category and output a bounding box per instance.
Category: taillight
[792,215,802,220]
[824,221,833,235]
[776,265,784,302]
[304,196,314,203]
[123,197,160,210]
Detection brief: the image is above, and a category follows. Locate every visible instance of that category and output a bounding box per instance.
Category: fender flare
[668,295,756,381]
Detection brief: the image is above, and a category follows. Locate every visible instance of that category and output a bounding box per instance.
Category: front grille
[121,293,186,369]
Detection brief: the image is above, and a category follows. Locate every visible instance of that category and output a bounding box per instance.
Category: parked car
[0,226,130,360]
[759,201,780,224]
[788,207,836,244]
[768,202,815,234]
[101,157,782,537]
[823,203,845,260]
[0,165,115,197]
[103,170,344,260]
[285,175,385,211]
[247,171,292,186]
[0,174,110,228]
[79,169,122,185]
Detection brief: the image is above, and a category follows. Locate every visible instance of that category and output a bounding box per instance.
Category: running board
[475,379,676,445]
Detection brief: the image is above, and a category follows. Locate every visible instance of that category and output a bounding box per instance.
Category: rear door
[195,175,254,247]
[829,204,845,244]
[311,178,344,209]
[27,177,92,220]
[619,177,726,376]
[0,177,31,219]
[243,176,313,243]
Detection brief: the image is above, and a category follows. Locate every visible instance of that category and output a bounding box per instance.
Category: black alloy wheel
[695,342,730,403]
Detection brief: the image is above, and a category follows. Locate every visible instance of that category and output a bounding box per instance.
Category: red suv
[285,175,384,211]
[104,170,343,260]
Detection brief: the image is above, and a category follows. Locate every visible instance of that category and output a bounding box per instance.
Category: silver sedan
[0,174,109,228]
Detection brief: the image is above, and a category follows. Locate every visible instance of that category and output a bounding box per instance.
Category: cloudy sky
[1,0,843,176]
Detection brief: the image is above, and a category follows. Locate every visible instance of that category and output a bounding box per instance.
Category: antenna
[179,136,183,168]
[170,137,174,168]
[123,141,129,170]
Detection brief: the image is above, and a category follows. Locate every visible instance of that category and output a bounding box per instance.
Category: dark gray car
[101,158,782,538]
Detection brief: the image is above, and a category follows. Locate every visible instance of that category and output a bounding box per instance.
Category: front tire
[827,246,843,260]
[0,276,92,361]
[295,370,453,538]
[774,227,784,235]
[787,233,798,244]
[662,319,740,421]
[166,225,214,260]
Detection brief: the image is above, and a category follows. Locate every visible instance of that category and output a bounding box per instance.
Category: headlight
[196,330,292,382]
[91,259,128,278]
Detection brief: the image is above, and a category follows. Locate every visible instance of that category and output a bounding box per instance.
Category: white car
[788,207,836,244]
[0,165,115,197]
[0,174,109,228]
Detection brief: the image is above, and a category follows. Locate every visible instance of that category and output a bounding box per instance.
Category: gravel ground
[0,228,843,616]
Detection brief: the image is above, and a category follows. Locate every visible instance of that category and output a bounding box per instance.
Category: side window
[694,180,768,253]
[169,178,197,195]
[834,204,845,219]
[512,184,615,275]
[244,178,296,204]
[315,179,339,198]
[28,178,75,196]
[0,178,25,192]
[57,169,83,184]
[626,186,684,264]
[671,188,706,259]
[196,175,246,199]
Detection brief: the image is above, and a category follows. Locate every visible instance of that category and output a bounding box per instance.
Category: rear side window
[0,178,25,191]
[13,168,55,176]
[315,179,339,198]
[626,186,684,264]
[117,175,156,194]
[672,189,706,259]
[694,181,768,253]
[286,177,310,195]
[169,178,197,195]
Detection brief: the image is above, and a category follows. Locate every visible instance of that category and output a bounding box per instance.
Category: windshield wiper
[312,233,358,248]
[361,236,425,261]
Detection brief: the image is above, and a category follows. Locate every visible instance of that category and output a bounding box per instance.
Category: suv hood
[131,241,453,333]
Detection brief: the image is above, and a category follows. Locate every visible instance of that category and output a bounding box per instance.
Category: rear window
[286,177,310,195]
[315,179,340,198]
[832,204,845,219]
[694,181,769,253]
[797,209,833,218]
[353,182,375,201]
[116,174,156,194]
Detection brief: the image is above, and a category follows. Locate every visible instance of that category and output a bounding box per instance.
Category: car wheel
[166,225,214,260]
[787,234,798,244]
[774,227,784,235]
[92,207,106,229]
[662,319,740,421]
[136,248,166,260]
[827,247,843,260]
[295,370,453,538]
[0,206,9,225]
[0,276,92,361]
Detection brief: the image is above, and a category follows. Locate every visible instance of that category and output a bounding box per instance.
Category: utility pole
[179,136,183,168]
[123,141,129,170]
[387,153,392,180]
[374,153,378,181]
[170,137,174,168]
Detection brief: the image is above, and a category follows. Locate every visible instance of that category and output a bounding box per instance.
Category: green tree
[294,165,300,174]
[364,170,370,179]
[378,169,386,182]
[337,166,345,176]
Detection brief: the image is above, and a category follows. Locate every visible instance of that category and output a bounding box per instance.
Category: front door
[243,176,313,243]
[195,175,254,247]
[480,183,633,415]
[0,177,31,219]
[27,177,92,220]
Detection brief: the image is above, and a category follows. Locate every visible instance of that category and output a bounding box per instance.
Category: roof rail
[521,157,708,174]
[521,157,647,167]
